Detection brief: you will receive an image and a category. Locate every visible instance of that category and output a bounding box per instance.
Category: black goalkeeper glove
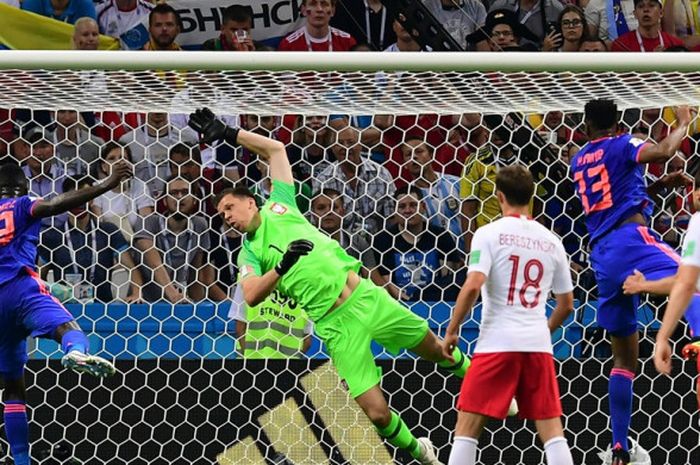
[275,240,314,276]
[188,107,240,146]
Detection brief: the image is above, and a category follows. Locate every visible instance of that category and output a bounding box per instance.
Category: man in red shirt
[278,0,356,51]
[612,0,684,51]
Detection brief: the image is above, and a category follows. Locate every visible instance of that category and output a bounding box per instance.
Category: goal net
[0,51,698,465]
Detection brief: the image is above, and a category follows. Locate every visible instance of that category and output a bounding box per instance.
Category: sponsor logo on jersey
[270,203,288,215]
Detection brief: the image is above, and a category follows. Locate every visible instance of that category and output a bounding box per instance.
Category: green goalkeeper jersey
[237,180,361,322]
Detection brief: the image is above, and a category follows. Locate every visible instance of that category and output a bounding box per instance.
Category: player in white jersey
[442,165,575,465]
[652,170,700,377]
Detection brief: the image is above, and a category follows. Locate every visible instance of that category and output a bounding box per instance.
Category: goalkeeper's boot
[416,437,444,465]
[610,443,630,465]
[61,350,116,378]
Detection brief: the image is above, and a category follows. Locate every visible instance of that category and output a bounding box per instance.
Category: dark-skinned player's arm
[637,105,693,164]
[188,108,294,184]
[31,161,132,218]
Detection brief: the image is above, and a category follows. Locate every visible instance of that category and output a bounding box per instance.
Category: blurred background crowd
[0,0,697,356]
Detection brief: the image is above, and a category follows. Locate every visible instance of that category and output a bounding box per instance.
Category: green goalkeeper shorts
[314,278,430,398]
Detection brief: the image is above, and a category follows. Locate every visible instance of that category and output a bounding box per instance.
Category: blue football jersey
[0,196,42,285]
[570,134,653,244]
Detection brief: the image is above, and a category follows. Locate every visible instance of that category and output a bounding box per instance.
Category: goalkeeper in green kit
[190,109,467,465]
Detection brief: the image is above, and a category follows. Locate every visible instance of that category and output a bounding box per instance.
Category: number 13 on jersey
[574,164,613,214]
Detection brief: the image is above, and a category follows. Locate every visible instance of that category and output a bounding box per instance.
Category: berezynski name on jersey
[498,233,556,253]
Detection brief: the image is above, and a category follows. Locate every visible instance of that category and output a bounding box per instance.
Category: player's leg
[314,283,441,464]
[449,352,520,464]
[19,270,114,377]
[535,418,573,465]
[447,411,487,465]
[2,375,30,465]
[354,386,440,464]
[590,225,645,458]
[409,330,469,378]
[516,353,573,465]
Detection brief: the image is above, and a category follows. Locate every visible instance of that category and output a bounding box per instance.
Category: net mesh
[0,64,698,464]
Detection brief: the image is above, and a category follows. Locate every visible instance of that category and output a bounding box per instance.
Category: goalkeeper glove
[188,107,240,146]
[275,240,314,276]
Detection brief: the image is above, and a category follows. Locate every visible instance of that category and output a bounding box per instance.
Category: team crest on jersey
[240,265,254,278]
[270,203,287,215]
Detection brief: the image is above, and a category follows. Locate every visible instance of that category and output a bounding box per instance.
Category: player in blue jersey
[0,160,131,465]
[571,100,700,465]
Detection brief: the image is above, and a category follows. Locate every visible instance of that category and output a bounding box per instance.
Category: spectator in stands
[54,109,103,176]
[579,36,609,50]
[662,0,700,45]
[91,141,154,241]
[22,0,96,24]
[38,177,144,303]
[612,0,684,50]
[371,186,463,302]
[202,5,256,51]
[384,16,422,51]
[289,115,334,183]
[466,9,540,50]
[143,3,181,51]
[331,0,396,50]
[543,5,589,51]
[401,137,463,245]
[72,17,99,50]
[310,188,377,272]
[135,175,226,303]
[585,0,637,42]
[423,0,487,50]
[22,126,66,228]
[489,0,564,44]
[208,219,243,297]
[96,0,153,42]
[278,0,356,51]
[230,287,313,359]
[460,129,517,251]
[313,122,395,234]
[120,112,197,198]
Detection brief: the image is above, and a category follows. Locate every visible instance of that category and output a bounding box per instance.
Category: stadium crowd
[0,0,698,354]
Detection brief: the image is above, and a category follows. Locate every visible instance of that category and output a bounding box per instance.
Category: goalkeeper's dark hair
[223,5,253,24]
[496,164,534,206]
[584,99,618,131]
[395,185,424,200]
[0,163,26,188]
[215,185,257,207]
[694,170,700,190]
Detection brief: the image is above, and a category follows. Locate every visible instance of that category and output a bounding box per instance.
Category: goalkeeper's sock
[684,295,700,337]
[61,329,88,355]
[609,368,634,452]
[448,436,477,465]
[4,400,30,465]
[543,437,573,465]
[438,347,470,378]
[375,411,422,459]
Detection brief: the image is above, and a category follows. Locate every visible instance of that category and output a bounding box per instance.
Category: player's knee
[366,406,392,428]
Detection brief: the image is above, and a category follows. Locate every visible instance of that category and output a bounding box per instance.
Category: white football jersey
[681,212,700,290]
[468,215,573,353]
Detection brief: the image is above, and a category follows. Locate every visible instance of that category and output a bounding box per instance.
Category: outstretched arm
[188,108,293,184]
[31,161,132,219]
[637,106,693,164]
